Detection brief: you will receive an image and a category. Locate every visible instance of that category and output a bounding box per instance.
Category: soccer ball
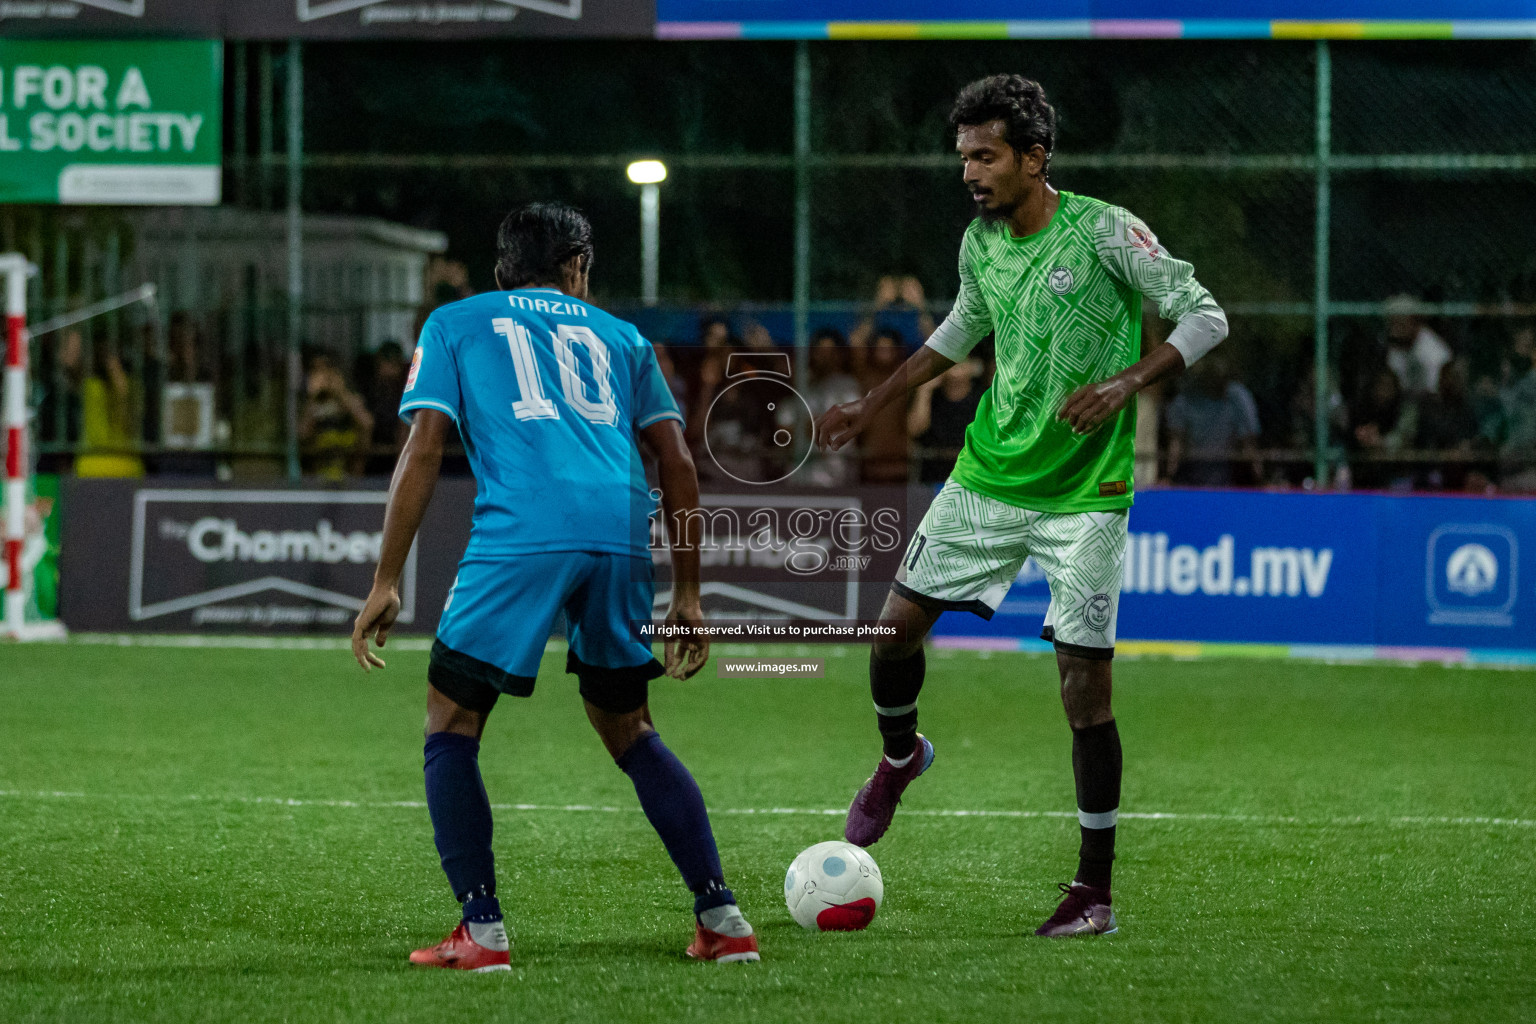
[784,840,883,931]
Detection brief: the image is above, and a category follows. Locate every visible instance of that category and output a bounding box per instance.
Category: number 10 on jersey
[494,318,618,426]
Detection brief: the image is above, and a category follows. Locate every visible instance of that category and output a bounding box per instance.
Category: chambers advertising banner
[0,1,655,38]
[59,480,458,633]
[0,39,221,205]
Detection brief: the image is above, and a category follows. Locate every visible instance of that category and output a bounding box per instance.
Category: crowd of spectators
[1326,300,1536,493]
[25,267,1536,494]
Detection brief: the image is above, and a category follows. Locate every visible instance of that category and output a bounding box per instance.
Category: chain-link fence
[7,38,1535,489]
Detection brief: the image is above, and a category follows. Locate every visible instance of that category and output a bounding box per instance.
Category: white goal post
[2,252,66,642]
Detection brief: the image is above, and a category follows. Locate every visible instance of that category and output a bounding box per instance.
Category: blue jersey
[399,288,682,558]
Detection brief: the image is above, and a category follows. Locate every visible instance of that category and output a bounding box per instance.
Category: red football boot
[685,921,761,963]
[408,922,512,972]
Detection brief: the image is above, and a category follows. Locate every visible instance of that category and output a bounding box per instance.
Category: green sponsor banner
[0,39,221,205]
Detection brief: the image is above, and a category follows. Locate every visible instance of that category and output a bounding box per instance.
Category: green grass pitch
[1,641,1533,1023]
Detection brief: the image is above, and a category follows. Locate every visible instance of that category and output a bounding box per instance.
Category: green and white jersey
[926,190,1223,514]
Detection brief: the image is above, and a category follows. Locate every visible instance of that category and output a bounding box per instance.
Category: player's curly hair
[948,75,1057,174]
[496,201,595,290]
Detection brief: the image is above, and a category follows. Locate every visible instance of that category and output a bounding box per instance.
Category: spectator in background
[686,330,732,449]
[1415,359,1485,491]
[1384,293,1452,396]
[74,330,145,479]
[850,276,937,374]
[153,312,219,475]
[686,328,773,485]
[682,317,733,442]
[166,312,213,388]
[654,344,688,413]
[741,319,779,352]
[300,351,373,481]
[1347,368,1415,490]
[1498,323,1536,492]
[1163,355,1261,486]
[689,358,771,485]
[909,357,985,484]
[412,257,474,343]
[801,328,862,487]
[362,342,410,475]
[34,326,82,474]
[1283,360,1348,485]
[699,316,732,352]
[856,327,911,483]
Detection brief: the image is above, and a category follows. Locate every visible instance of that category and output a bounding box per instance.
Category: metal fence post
[793,40,811,387]
[233,42,248,208]
[1313,39,1332,487]
[286,40,304,481]
[259,43,274,212]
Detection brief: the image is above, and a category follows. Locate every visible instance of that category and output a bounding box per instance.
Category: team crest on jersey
[1125,221,1163,260]
[404,347,422,392]
[1084,592,1113,632]
[1047,266,1074,294]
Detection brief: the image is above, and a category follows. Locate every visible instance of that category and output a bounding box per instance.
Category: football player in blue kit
[351,202,759,969]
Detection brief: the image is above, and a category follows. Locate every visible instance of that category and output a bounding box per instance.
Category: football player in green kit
[816,74,1228,937]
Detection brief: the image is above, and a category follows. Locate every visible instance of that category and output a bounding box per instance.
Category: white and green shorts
[894,481,1128,659]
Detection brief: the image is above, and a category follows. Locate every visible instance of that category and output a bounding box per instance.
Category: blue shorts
[430,552,663,714]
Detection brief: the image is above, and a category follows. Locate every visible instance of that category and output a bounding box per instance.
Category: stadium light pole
[627,160,666,306]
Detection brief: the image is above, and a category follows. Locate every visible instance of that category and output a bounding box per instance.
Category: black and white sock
[870,647,925,763]
[1071,719,1122,891]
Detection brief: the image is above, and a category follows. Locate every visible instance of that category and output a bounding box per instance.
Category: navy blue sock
[616,731,734,916]
[423,731,502,922]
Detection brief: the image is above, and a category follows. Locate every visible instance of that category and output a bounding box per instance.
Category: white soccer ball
[784,840,883,931]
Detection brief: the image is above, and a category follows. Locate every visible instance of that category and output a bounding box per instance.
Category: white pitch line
[0,789,1530,828]
[66,634,440,652]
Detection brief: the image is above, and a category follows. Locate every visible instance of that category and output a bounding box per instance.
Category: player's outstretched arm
[351,409,450,672]
[642,418,710,680]
[814,345,955,452]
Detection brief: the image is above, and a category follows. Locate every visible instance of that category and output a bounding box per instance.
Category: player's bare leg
[426,682,491,739]
[844,589,942,847]
[1037,653,1121,937]
[410,684,512,971]
[587,700,759,963]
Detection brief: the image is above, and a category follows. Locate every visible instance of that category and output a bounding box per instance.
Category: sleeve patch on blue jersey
[404,346,423,392]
